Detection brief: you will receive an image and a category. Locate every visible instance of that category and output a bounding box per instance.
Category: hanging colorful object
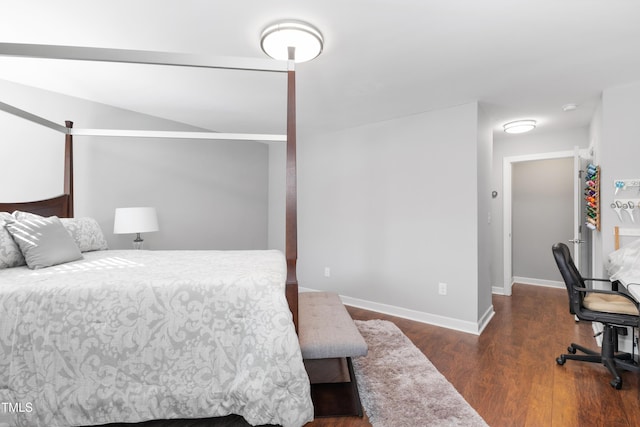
[585,164,600,231]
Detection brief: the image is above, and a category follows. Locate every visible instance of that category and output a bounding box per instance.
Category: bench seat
[299,291,368,359]
[298,292,368,418]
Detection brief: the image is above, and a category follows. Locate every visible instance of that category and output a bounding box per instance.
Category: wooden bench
[298,292,368,417]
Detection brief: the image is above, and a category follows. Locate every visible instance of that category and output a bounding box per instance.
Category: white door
[571,147,592,276]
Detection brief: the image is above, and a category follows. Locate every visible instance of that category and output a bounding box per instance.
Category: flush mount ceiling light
[260,20,324,63]
[503,120,537,134]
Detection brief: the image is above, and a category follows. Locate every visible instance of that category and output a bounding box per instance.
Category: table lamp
[113,207,159,249]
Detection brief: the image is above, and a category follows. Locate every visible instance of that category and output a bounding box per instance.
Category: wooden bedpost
[286,67,299,332]
[64,120,74,217]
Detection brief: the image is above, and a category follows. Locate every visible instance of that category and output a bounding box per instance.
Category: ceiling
[1,0,639,140]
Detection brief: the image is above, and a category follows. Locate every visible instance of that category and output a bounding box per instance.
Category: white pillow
[13,210,45,221]
[0,212,26,269]
[60,217,109,252]
[5,216,83,269]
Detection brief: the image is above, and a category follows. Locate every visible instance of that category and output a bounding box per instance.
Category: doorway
[503,149,590,296]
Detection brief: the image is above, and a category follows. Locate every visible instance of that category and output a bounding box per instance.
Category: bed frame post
[64,121,74,217]
[286,68,299,332]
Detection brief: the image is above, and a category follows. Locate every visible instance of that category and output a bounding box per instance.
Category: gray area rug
[353,320,489,427]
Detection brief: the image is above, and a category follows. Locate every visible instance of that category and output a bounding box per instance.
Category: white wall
[588,82,640,355]
[598,81,640,263]
[76,137,268,250]
[477,105,493,326]
[589,102,604,277]
[0,79,269,250]
[268,143,286,252]
[297,102,491,333]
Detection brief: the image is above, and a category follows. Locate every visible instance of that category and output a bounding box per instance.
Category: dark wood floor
[106,284,640,427]
[308,283,640,427]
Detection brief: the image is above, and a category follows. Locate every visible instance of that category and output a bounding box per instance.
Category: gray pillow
[0,212,26,269]
[5,216,83,269]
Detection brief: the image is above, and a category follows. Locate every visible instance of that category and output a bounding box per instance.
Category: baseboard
[492,278,564,296]
[477,305,495,335]
[492,286,506,295]
[300,287,493,336]
[512,276,564,289]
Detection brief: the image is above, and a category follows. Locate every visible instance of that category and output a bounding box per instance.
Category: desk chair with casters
[552,242,640,389]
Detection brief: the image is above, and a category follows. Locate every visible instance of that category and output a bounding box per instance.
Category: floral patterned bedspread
[0,250,312,427]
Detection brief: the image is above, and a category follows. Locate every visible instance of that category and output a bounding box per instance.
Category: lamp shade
[113,207,159,234]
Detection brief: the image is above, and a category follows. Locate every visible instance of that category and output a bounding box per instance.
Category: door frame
[502,148,588,296]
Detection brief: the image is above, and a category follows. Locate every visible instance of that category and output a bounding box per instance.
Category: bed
[0,45,311,427]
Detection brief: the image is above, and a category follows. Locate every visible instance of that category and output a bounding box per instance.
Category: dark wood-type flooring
[106,284,640,427]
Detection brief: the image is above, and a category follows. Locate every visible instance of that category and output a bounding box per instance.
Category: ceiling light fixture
[503,120,537,134]
[260,20,324,63]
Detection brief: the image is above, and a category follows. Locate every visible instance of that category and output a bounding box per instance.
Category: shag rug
[353,320,488,427]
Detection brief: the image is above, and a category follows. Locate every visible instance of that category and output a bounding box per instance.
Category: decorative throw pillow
[60,217,109,252]
[12,210,43,221]
[0,212,26,269]
[13,211,109,253]
[5,216,83,269]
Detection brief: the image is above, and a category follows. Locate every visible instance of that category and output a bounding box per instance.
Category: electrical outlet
[324,267,331,278]
[438,282,447,295]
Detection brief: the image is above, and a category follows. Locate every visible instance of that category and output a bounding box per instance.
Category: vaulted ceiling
[1,0,639,140]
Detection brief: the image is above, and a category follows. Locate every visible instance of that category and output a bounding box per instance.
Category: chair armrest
[584,277,620,291]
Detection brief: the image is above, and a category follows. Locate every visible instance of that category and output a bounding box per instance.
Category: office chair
[552,242,640,389]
